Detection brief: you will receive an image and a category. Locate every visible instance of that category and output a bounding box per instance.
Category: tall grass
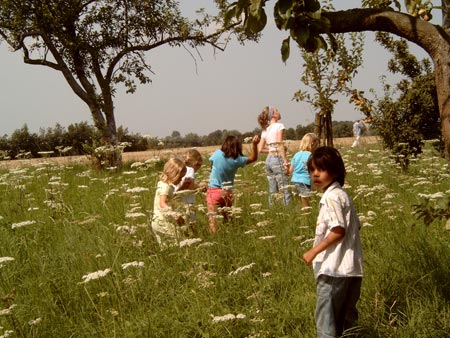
[0,142,449,337]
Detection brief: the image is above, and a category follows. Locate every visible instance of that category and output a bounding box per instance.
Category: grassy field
[0,140,449,337]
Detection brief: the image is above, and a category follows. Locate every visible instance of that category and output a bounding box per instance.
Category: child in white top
[303,146,363,338]
[175,149,205,234]
[257,106,291,206]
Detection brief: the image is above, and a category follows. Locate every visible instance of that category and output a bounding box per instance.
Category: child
[288,133,319,208]
[151,157,187,246]
[257,106,291,206]
[302,146,363,338]
[175,149,205,233]
[206,135,259,234]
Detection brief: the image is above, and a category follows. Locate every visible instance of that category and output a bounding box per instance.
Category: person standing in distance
[257,106,291,206]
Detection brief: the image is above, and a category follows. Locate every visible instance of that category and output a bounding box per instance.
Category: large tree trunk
[89,104,122,168]
[323,9,450,170]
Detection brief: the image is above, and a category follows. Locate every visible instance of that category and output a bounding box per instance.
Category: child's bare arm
[303,226,345,266]
[247,135,260,164]
[177,177,194,191]
[159,194,169,209]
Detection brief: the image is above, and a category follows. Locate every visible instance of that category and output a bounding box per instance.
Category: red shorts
[206,187,233,207]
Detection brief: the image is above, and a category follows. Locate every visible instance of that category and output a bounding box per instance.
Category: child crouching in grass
[175,148,206,235]
[151,157,187,247]
[302,146,363,338]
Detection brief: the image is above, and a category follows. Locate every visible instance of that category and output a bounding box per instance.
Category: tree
[293,31,364,146]
[226,0,450,170]
[9,124,39,158]
[0,0,234,166]
[369,32,440,170]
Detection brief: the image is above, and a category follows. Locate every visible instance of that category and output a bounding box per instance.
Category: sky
[0,1,428,139]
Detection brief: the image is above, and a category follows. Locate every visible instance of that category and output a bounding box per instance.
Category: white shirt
[261,122,285,152]
[175,166,195,204]
[312,182,363,280]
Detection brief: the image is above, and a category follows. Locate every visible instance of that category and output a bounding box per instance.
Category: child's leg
[315,275,339,338]
[206,187,223,234]
[207,202,218,234]
[342,277,362,335]
[301,196,310,208]
[316,275,358,338]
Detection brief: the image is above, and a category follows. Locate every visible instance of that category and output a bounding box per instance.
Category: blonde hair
[160,158,186,184]
[183,149,203,167]
[299,133,320,152]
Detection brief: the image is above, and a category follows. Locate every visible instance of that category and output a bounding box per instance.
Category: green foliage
[226,0,329,59]
[362,32,441,171]
[293,31,365,145]
[413,194,450,226]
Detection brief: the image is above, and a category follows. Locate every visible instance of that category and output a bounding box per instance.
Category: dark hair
[307,146,346,186]
[221,135,243,159]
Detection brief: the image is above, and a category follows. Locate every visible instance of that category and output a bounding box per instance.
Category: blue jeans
[315,275,362,338]
[265,155,291,205]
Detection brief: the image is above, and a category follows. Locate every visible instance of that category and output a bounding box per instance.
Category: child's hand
[198,181,208,192]
[176,216,185,226]
[302,250,315,266]
[252,135,260,145]
[178,178,194,190]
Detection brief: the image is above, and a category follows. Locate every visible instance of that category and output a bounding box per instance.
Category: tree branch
[323,8,448,59]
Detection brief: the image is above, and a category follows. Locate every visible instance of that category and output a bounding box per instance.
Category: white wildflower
[108,309,119,317]
[300,238,315,246]
[11,220,36,229]
[28,317,42,326]
[116,225,137,235]
[130,162,145,168]
[179,238,202,248]
[80,268,112,283]
[0,257,14,268]
[259,235,276,240]
[123,171,137,175]
[418,192,446,199]
[211,313,246,323]
[249,203,262,209]
[121,261,145,270]
[256,221,271,227]
[0,304,16,316]
[126,187,149,193]
[0,330,14,338]
[197,242,215,248]
[229,263,256,276]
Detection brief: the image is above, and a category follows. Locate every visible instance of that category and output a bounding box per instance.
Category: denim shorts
[292,182,311,198]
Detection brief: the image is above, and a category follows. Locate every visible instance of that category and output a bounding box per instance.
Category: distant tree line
[0,120,360,160]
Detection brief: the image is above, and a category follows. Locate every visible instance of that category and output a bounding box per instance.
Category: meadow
[0,141,449,338]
